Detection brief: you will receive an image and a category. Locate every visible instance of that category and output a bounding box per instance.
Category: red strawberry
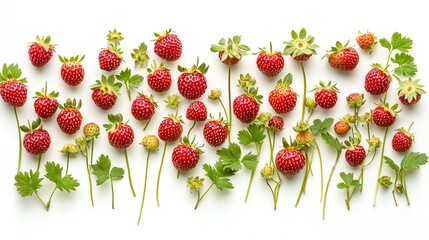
[345,145,366,166]
[324,41,359,71]
[186,101,207,121]
[131,93,158,121]
[268,115,284,131]
[233,87,262,124]
[334,120,350,136]
[283,28,319,62]
[203,116,228,147]
[21,118,51,155]
[269,74,297,114]
[398,78,425,106]
[392,124,414,152]
[90,75,122,110]
[33,82,59,119]
[275,138,306,176]
[147,61,172,92]
[356,31,377,54]
[0,64,28,107]
[210,36,250,65]
[372,102,400,127]
[57,98,83,134]
[59,55,85,86]
[158,114,183,142]
[28,35,55,68]
[177,59,208,100]
[256,42,284,77]
[172,137,203,171]
[105,114,134,149]
[364,65,391,95]
[153,29,182,61]
[312,81,339,109]
[98,29,124,72]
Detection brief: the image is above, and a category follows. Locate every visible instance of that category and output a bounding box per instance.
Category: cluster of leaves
[380,32,417,76]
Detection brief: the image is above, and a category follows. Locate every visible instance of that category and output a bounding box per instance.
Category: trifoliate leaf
[217,143,242,171]
[203,162,234,191]
[339,172,354,186]
[214,177,234,191]
[14,170,43,197]
[110,167,125,179]
[91,154,112,185]
[45,161,63,184]
[384,156,400,173]
[241,152,258,170]
[58,175,79,193]
[350,180,361,188]
[310,118,334,136]
[237,124,266,146]
[391,32,413,52]
[401,152,428,170]
[391,52,417,76]
[336,182,348,189]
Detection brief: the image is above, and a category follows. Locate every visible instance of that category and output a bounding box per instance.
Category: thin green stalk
[85,149,95,207]
[90,139,95,165]
[187,121,196,139]
[125,86,132,101]
[402,171,410,205]
[392,173,399,207]
[137,150,151,225]
[36,154,42,172]
[300,62,307,122]
[295,150,310,207]
[46,187,58,210]
[110,177,115,209]
[227,64,232,144]
[219,99,228,123]
[346,188,351,211]
[373,127,389,207]
[14,107,22,173]
[315,142,324,202]
[244,143,261,203]
[124,149,136,197]
[323,151,341,220]
[35,192,48,210]
[143,118,151,131]
[194,183,214,209]
[156,142,168,207]
[65,153,70,175]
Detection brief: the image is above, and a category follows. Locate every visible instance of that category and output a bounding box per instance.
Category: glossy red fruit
[105,114,134,149]
[218,51,240,65]
[147,61,172,92]
[268,116,284,131]
[0,80,27,107]
[33,83,59,119]
[57,98,83,134]
[313,81,339,109]
[186,101,207,121]
[90,75,122,110]
[356,31,377,53]
[28,35,55,67]
[392,126,414,152]
[177,59,208,100]
[256,43,284,77]
[21,118,51,155]
[203,118,228,147]
[153,29,182,61]
[99,49,122,72]
[59,55,85,86]
[158,115,183,142]
[131,93,157,121]
[334,120,350,136]
[210,36,250,65]
[275,148,306,176]
[372,102,400,127]
[345,145,366,166]
[364,66,391,95]
[172,137,203,171]
[325,41,359,71]
[269,74,297,114]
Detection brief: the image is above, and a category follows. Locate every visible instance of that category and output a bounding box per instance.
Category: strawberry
[153,29,182,61]
[21,118,51,155]
[324,41,359,71]
[398,78,425,106]
[210,36,250,65]
[105,114,134,149]
[312,81,339,109]
[186,101,207,121]
[99,29,124,71]
[33,82,59,119]
[90,75,122,110]
[172,137,203,172]
[28,35,55,67]
[295,130,315,146]
[372,102,400,127]
[83,122,100,138]
[356,31,377,54]
[269,74,297,114]
[0,64,28,107]
[275,138,306,176]
[147,60,172,92]
[203,116,228,147]
[131,93,158,121]
[233,87,262,123]
[141,134,159,150]
[268,115,284,131]
[364,65,391,95]
[158,114,184,142]
[177,58,208,100]
[392,124,414,152]
[346,93,365,108]
[59,55,85,86]
[256,42,285,77]
[283,28,319,62]
[57,98,83,134]
[345,144,366,166]
[334,120,350,136]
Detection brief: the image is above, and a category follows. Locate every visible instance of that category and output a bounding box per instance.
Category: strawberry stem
[65,153,70,175]
[143,118,151,131]
[46,187,58,211]
[137,150,151,225]
[227,64,232,144]
[315,142,324,202]
[295,150,310,207]
[219,99,228,126]
[194,183,214,209]
[124,149,136,197]
[14,107,22,173]
[402,171,411,205]
[110,176,115,209]
[85,148,95,207]
[36,154,42,172]
[244,142,262,203]
[187,121,196,139]
[323,150,341,220]
[35,191,48,210]
[266,130,282,209]
[373,127,389,207]
[156,142,168,207]
[300,62,307,122]
[90,139,95,165]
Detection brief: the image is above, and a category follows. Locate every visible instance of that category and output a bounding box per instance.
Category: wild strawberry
[345,145,366,166]
[295,130,315,146]
[356,31,377,54]
[269,73,297,114]
[233,87,262,124]
[203,116,229,147]
[21,118,51,155]
[0,64,28,107]
[59,55,85,86]
[364,65,391,95]
[346,93,365,108]
[256,42,284,77]
[90,75,122,110]
[131,93,158,121]
[105,114,134,149]
[28,35,55,67]
[141,134,159,150]
[210,36,250,65]
[275,138,306,176]
[283,28,319,62]
[268,115,284,131]
[398,78,425,106]
[392,124,414,152]
[33,82,59,119]
[334,120,350,136]
[372,102,400,127]
[158,114,184,142]
[57,98,83,134]
[153,29,182,61]
[177,58,208,100]
[83,122,100,138]
[172,137,203,172]
[324,41,359,71]
[186,101,207,121]
[99,29,124,71]
[312,81,339,109]
[147,60,172,92]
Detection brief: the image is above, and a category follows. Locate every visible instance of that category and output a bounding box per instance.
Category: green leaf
[58,175,79,192]
[336,182,348,189]
[237,124,266,146]
[91,154,112,185]
[44,161,63,184]
[214,177,234,191]
[379,38,391,50]
[110,167,125,179]
[321,132,342,152]
[339,172,354,186]
[203,163,233,191]
[391,52,417,76]
[401,152,428,170]
[14,170,43,197]
[391,32,413,52]
[203,163,217,182]
[216,143,242,171]
[310,118,334,136]
[241,152,258,170]
[350,180,361,188]
[384,156,400,173]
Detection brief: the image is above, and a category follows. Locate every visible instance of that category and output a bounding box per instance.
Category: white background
[1,0,428,239]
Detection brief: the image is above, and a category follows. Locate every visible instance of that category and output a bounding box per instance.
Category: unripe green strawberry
[84,122,100,138]
[141,135,159,150]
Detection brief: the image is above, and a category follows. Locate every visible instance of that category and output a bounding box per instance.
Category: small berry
[153,29,182,61]
[28,35,55,67]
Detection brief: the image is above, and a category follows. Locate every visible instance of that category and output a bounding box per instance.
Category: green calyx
[20,118,42,134]
[107,29,124,46]
[147,60,168,73]
[178,57,209,75]
[276,73,293,88]
[59,98,82,111]
[398,78,426,102]
[255,112,272,128]
[395,122,415,140]
[180,136,204,154]
[244,87,263,105]
[256,42,280,55]
[237,73,256,89]
[131,42,150,68]
[106,43,124,58]
[379,100,401,116]
[281,136,301,151]
[33,81,59,99]
[344,136,361,149]
[209,113,229,127]
[187,176,205,193]
[208,89,222,100]
[153,28,174,40]
[90,75,122,96]
[165,113,184,124]
[104,113,126,132]
[164,94,181,109]
[323,40,351,59]
[293,121,310,133]
[31,35,56,51]
[283,28,319,59]
[60,143,78,155]
[59,55,85,64]
[0,63,27,84]
[210,35,250,61]
[311,81,340,93]
[137,92,159,107]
